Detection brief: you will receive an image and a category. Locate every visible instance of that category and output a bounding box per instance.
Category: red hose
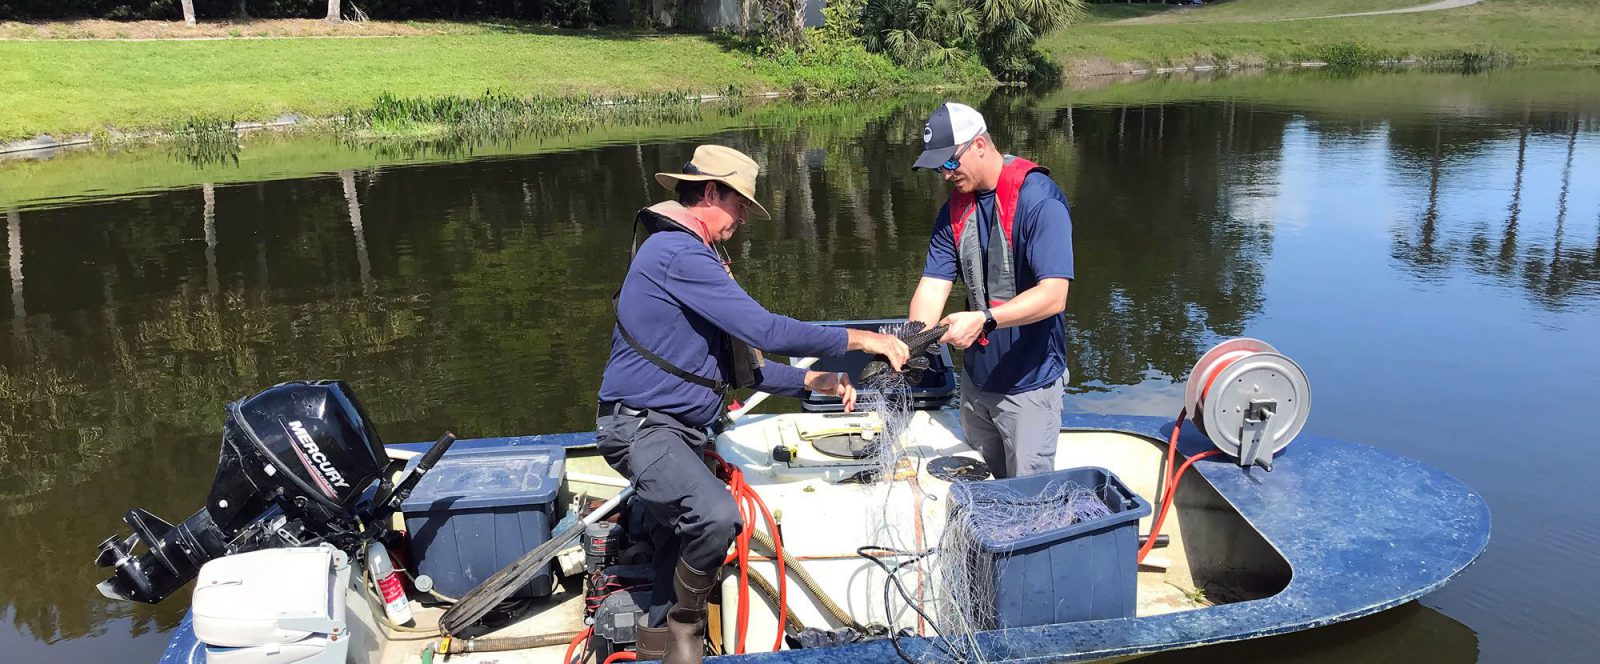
[735,480,753,653]
[748,478,787,651]
[603,653,637,664]
[1138,409,1221,564]
[564,626,592,664]
[1146,408,1184,560]
[704,450,788,654]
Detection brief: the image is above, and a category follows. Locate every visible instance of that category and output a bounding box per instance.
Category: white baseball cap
[912,102,988,170]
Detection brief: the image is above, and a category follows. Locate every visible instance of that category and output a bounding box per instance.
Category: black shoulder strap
[612,290,728,393]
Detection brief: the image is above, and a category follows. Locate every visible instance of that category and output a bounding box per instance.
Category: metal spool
[1185,338,1311,470]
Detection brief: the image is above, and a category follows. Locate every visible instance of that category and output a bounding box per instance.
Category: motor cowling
[96,381,391,604]
[220,380,389,519]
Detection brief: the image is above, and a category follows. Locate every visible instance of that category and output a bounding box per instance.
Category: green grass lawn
[1074,2,1176,23]
[1,0,1593,142]
[0,32,764,141]
[1052,0,1600,71]
[0,29,977,142]
[1106,0,1448,24]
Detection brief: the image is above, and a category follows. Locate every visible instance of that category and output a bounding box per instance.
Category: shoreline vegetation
[2,0,1597,151]
[8,66,1595,213]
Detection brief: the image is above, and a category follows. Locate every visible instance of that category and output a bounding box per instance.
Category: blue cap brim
[912,145,957,171]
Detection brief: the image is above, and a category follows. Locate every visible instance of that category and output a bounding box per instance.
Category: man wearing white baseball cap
[907,101,1075,479]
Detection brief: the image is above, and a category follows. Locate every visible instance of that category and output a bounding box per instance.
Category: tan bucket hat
[655,145,772,220]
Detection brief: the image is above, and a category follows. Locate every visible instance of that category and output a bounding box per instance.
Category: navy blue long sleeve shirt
[598,229,849,427]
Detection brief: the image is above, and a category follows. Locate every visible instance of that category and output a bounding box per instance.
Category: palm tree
[760,0,808,48]
[327,0,341,22]
[179,0,196,25]
[861,0,1084,81]
[862,0,979,68]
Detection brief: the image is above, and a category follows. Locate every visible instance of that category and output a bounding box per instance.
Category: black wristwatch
[982,308,998,333]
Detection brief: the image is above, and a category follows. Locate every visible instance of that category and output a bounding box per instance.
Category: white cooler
[192,544,352,664]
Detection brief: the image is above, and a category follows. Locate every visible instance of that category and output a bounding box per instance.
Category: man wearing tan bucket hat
[596,145,909,663]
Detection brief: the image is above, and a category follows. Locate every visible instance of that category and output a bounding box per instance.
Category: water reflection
[1389,108,1600,309]
[1141,602,1479,663]
[0,69,1597,661]
[1019,100,1282,387]
[6,210,22,324]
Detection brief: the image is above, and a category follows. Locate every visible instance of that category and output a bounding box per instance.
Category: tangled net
[936,480,1112,660]
[857,321,926,482]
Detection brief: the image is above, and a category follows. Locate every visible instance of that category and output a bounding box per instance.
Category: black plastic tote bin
[949,466,1152,628]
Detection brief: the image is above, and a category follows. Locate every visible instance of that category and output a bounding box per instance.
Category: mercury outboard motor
[95,380,404,603]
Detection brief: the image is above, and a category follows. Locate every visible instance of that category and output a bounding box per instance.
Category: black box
[592,587,650,659]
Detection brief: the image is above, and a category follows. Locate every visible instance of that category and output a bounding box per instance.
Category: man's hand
[939,311,988,349]
[806,371,858,412]
[846,329,910,371]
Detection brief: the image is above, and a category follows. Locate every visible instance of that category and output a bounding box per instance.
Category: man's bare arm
[909,277,955,329]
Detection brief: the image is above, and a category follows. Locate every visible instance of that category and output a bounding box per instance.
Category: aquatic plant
[168,115,242,167]
[1424,48,1517,73]
[1312,42,1389,69]
[336,90,707,155]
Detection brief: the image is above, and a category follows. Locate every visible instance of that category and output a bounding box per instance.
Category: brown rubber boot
[663,560,716,664]
[634,615,669,662]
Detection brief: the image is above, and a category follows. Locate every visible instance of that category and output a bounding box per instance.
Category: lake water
[2,67,1597,663]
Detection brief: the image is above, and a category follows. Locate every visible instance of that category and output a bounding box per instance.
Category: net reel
[1184,339,1311,471]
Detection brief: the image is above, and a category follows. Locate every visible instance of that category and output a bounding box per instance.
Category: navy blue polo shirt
[923,172,1074,394]
[599,229,849,427]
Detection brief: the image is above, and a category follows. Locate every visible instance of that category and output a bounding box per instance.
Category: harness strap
[612,291,728,393]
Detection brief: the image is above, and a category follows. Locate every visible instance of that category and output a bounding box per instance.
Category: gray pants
[960,374,1066,479]
[596,409,740,627]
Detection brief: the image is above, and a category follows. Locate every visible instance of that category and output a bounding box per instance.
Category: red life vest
[948,156,1050,310]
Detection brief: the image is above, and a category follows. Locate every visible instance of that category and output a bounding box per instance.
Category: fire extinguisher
[366,540,414,626]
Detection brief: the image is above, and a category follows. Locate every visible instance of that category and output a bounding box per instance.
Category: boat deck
[159,410,1490,664]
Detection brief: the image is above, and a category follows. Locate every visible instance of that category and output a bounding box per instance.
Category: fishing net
[857,321,928,482]
[850,323,1113,662]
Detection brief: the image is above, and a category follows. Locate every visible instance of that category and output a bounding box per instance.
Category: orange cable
[1140,403,1228,563]
[563,626,592,664]
[1141,408,1186,564]
[704,450,788,654]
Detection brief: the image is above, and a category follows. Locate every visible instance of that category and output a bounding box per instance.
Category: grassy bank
[1047,0,1600,75]
[0,105,758,211]
[2,1,1593,143]
[0,94,941,211]
[1107,0,1465,23]
[0,28,986,142]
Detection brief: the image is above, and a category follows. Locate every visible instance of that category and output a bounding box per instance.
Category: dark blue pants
[596,409,739,627]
